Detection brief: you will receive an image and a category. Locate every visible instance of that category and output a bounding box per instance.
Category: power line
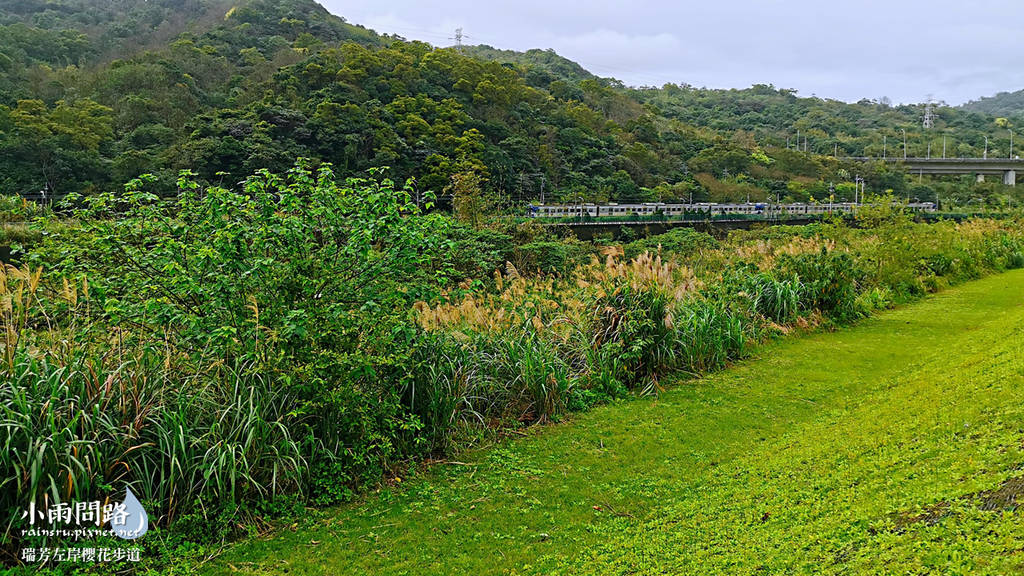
[369,24,455,39]
[366,21,684,87]
[469,35,684,86]
[570,62,682,86]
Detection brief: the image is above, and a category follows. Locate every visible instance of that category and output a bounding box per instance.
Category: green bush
[671,302,747,375]
[0,224,42,247]
[507,330,573,422]
[48,163,446,360]
[12,161,453,532]
[857,286,895,311]
[590,281,676,384]
[0,195,50,223]
[623,227,719,260]
[779,248,863,322]
[588,281,747,385]
[513,241,595,275]
[443,225,515,278]
[923,253,954,276]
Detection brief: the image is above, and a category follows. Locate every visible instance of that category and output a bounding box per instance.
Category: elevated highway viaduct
[842,157,1023,186]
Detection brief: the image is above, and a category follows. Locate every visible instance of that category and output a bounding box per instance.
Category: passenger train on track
[528,201,937,219]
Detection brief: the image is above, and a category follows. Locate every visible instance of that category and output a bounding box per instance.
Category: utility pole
[522,172,547,204]
[1010,129,1014,159]
[901,128,907,159]
[854,175,867,204]
[985,136,988,159]
[883,135,887,160]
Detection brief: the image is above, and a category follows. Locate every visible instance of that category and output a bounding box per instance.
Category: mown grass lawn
[208,270,1024,575]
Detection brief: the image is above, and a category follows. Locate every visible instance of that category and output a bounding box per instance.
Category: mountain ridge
[960,88,1024,117]
[0,0,1021,206]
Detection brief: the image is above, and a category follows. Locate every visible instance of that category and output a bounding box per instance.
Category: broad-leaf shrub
[18,162,452,517]
[53,162,445,362]
[623,227,720,260]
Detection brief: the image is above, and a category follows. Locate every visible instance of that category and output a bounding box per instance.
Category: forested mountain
[0,0,377,63]
[0,0,1021,206]
[961,89,1024,118]
[461,44,596,84]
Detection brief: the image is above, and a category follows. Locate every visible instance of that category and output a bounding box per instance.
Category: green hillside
[961,88,1024,117]
[0,0,1021,206]
[4,3,1024,572]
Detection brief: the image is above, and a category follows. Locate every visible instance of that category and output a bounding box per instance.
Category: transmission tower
[454,28,464,54]
[923,94,937,129]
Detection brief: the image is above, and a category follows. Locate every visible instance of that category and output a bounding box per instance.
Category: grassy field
[205,270,1024,575]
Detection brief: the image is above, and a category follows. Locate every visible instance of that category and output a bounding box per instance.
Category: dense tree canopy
[0,0,1022,207]
[961,89,1024,118]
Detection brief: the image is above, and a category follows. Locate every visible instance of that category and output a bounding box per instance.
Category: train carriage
[528,202,935,219]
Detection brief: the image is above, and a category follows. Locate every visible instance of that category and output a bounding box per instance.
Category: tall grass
[0,350,306,539]
[411,251,750,431]
[0,266,307,560]
[672,302,747,375]
[6,211,1024,566]
[410,217,1024,450]
[749,273,802,322]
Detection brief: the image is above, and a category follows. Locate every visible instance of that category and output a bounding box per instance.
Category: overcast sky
[319,0,1024,106]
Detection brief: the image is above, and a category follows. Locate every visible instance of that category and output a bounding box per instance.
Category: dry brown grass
[732,235,840,271]
[414,251,703,334]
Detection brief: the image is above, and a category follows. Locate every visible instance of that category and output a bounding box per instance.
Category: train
[527,201,937,219]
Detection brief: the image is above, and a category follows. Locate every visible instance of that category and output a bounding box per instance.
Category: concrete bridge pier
[1005,170,1017,186]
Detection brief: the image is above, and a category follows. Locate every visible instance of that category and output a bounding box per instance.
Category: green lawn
[208,270,1024,575]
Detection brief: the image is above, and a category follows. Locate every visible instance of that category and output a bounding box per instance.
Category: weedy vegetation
[2,165,1024,573]
[210,270,1024,576]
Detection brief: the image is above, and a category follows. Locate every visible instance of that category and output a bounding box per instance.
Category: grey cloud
[324,0,1024,105]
